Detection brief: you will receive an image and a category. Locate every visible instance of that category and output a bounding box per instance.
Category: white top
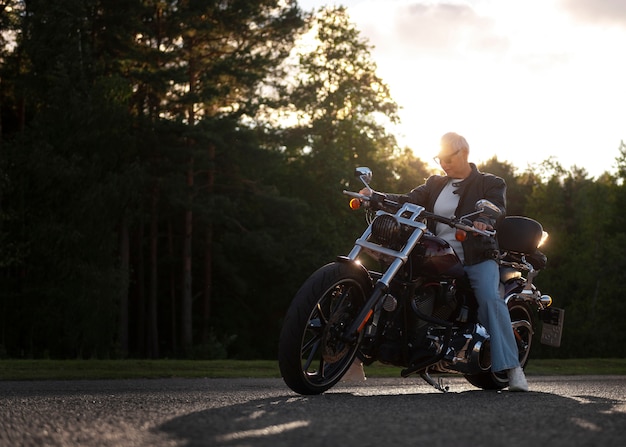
[433,179,465,263]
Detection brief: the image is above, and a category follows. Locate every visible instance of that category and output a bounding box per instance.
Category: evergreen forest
[1,1,625,361]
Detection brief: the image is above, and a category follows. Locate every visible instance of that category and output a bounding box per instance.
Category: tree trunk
[168,221,177,353]
[202,144,215,343]
[202,225,213,344]
[148,186,160,358]
[182,157,194,353]
[118,214,130,358]
[136,224,145,355]
[182,40,197,354]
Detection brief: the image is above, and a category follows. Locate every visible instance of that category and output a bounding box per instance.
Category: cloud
[360,2,509,58]
[302,0,626,176]
[357,1,576,82]
[559,0,626,26]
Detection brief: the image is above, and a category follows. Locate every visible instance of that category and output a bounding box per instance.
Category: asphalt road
[1,375,626,446]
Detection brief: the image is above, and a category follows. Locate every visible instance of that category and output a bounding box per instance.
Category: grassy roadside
[1,358,625,381]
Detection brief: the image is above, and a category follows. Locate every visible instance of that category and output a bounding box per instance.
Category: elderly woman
[358,132,528,391]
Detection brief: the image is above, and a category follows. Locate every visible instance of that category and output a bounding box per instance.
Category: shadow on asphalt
[157,386,626,447]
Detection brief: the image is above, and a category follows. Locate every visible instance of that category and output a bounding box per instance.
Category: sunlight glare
[214,420,311,442]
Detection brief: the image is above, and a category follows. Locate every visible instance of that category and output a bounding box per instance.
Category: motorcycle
[278,167,564,395]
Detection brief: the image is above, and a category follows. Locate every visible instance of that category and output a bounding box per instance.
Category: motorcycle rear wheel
[463,300,534,390]
[278,261,371,395]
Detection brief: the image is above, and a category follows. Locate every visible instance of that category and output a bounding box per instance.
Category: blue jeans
[465,259,520,372]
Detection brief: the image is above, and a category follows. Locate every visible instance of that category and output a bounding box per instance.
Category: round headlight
[370,214,401,247]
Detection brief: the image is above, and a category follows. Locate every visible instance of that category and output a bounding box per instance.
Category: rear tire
[464,299,534,390]
[278,262,372,395]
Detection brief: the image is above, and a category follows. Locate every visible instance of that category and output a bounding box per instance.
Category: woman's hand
[473,221,493,231]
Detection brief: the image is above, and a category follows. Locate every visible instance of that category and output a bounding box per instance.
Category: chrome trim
[505,290,552,310]
[348,204,429,286]
[540,295,553,307]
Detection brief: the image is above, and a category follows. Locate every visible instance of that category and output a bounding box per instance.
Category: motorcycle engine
[411,282,457,325]
[371,282,459,367]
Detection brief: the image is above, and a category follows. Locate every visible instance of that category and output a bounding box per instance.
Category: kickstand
[420,368,449,393]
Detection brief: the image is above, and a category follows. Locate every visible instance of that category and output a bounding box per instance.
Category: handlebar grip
[343,190,368,200]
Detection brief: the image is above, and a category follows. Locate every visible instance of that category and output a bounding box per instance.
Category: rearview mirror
[475,199,502,219]
[354,167,372,184]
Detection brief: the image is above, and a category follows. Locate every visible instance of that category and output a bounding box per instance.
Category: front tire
[464,300,534,390]
[278,262,372,395]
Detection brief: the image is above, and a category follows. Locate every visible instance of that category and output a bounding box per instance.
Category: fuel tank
[409,234,465,279]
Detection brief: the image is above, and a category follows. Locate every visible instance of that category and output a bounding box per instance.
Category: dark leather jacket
[389,163,506,265]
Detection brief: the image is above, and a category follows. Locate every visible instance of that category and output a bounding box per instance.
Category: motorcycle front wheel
[278,261,372,395]
[463,300,534,390]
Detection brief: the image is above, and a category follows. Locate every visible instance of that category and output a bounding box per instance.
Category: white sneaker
[507,366,529,392]
[341,359,366,382]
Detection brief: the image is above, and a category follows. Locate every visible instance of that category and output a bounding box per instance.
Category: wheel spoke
[302,338,321,371]
[301,328,322,354]
[302,289,353,380]
[316,302,329,326]
[319,357,328,379]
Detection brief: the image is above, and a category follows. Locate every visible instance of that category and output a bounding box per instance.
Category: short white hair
[440,132,469,153]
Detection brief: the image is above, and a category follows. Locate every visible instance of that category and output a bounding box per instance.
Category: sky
[296,0,626,177]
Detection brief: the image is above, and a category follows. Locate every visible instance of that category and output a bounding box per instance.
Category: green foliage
[0,1,624,362]
[522,166,626,358]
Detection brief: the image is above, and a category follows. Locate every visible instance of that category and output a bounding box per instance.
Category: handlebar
[421,210,496,237]
[342,190,495,238]
[343,191,365,200]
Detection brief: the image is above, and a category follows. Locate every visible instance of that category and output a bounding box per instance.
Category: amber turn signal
[455,229,467,241]
[349,198,362,210]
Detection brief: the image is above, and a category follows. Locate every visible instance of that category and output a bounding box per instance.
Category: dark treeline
[1,1,625,360]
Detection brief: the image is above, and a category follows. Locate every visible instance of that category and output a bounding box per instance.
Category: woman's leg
[464,259,520,373]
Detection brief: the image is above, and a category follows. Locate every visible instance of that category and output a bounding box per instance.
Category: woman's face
[436,145,470,178]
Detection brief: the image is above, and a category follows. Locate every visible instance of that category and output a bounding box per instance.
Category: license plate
[540,307,564,347]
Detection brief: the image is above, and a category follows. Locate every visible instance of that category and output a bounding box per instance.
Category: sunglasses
[433,149,461,165]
